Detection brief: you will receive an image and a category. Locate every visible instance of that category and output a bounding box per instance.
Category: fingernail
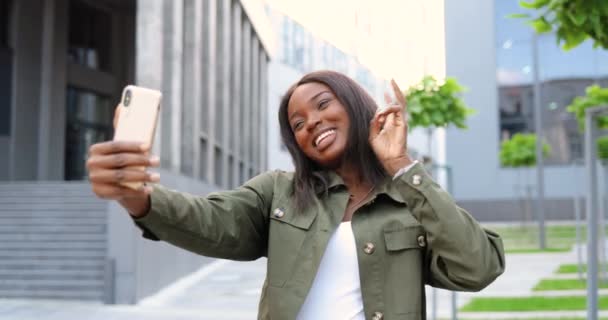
[149,172,160,182]
[149,156,160,166]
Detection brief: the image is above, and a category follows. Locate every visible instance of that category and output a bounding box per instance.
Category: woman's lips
[314,130,336,151]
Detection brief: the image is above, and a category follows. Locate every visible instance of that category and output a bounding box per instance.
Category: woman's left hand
[369,79,415,176]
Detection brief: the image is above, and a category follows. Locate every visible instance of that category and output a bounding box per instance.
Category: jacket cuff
[131,184,173,241]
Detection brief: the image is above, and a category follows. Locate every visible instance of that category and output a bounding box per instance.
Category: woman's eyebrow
[308,90,331,103]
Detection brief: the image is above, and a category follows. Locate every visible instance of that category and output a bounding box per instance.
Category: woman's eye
[319,99,330,109]
[293,122,303,130]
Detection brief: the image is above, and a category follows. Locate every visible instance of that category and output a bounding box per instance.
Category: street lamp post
[532,32,546,249]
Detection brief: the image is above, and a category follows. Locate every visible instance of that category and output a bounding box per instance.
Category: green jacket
[134,162,505,320]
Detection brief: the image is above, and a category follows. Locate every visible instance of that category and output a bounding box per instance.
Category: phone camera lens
[124,90,132,107]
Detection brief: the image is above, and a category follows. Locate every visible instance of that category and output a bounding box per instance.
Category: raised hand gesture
[368,79,414,175]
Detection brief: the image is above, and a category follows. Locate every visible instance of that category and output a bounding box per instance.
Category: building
[444,0,608,220]
[0,0,272,303]
[264,0,447,172]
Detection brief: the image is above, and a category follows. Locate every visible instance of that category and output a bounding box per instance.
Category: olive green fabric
[134,162,505,320]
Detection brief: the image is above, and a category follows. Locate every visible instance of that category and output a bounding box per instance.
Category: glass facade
[67,0,112,72]
[64,87,113,180]
[275,13,381,97]
[0,0,11,136]
[496,0,608,165]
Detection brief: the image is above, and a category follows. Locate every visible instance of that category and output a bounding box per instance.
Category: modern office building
[444,0,608,220]
[0,0,272,303]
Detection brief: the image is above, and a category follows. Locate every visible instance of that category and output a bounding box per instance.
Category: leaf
[567,10,587,26]
[529,16,553,33]
[519,0,550,9]
[507,13,531,19]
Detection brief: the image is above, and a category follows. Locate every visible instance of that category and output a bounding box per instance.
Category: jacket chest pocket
[267,205,317,287]
[383,224,426,315]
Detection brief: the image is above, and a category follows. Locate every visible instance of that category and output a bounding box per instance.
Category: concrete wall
[106,169,215,304]
[443,0,586,209]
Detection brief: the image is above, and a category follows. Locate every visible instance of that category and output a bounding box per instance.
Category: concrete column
[220,0,231,188]
[231,2,242,187]
[160,0,183,172]
[10,0,43,181]
[181,0,203,177]
[205,0,217,184]
[37,0,68,180]
[136,0,164,156]
[259,53,268,171]
[250,38,259,173]
[241,20,251,179]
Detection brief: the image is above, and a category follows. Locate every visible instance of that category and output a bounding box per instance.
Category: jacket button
[273,208,284,218]
[412,174,422,186]
[363,242,375,254]
[372,311,384,320]
[417,235,426,247]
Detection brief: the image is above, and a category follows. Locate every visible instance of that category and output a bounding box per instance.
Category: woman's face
[287,82,350,168]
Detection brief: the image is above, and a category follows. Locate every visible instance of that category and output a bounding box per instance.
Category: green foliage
[460,296,608,312]
[566,85,608,160]
[599,136,608,160]
[499,133,551,167]
[566,85,608,130]
[514,0,608,50]
[404,76,474,130]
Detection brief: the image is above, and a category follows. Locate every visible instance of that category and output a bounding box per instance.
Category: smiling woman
[86,70,505,320]
[278,71,387,212]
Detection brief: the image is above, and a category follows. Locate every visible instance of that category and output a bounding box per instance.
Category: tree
[567,85,608,161]
[513,0,608,50]
[500,133,551,167]
[405,76,474,130]
[500,133,552,227]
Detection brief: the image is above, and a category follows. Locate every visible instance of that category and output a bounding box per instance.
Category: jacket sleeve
[132,171,275,261]
[393,162,505,292]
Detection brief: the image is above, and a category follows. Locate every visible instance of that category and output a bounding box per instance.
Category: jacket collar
[323,170,406,205]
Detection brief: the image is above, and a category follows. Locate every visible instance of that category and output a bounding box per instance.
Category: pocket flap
[384,225,425,251]
[269,205,316,230]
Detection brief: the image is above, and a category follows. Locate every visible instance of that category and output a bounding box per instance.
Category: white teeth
[315,130,335,147]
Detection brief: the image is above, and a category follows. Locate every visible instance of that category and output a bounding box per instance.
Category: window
[0,0,9,48]
[0,0,11,136]
[67,0,112,71]
[64,87,113,180]
[495,0,608,165]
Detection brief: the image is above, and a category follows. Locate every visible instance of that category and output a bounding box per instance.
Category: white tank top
[297,221,365,320]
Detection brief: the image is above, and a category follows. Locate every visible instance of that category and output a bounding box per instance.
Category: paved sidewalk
[0,242,602,319]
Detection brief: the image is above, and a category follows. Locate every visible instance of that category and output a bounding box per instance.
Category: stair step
[0,258,105,268]
[0,278,104,289]
[0,232,105,241]
[0,211,107,218]
[0,217,106,225]
[0,289,103,300]
[0,268,104,279]
[0,241,106,250]
[0,225,106,234]
[0,249,106,259]
[0,203,107,210]
[0,197,104,204]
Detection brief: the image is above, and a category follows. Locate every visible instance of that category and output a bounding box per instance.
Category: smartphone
[113,85,162,190]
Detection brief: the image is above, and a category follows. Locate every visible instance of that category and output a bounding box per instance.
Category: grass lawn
[460,296,608,312]
[491,225,608,253]
[460,319,608,320]
[534,278,608,290]
[557,263,608,274]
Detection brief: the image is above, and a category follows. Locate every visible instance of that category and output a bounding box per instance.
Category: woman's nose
[305,116,321,131]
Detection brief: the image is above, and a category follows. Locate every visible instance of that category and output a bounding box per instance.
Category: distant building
[0,0,272,303]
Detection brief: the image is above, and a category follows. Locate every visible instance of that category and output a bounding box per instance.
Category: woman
[87,70,505,320]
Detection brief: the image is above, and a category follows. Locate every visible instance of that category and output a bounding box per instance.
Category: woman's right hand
[86,105,160,217]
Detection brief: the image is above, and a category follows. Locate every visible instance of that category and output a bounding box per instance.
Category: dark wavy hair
[278,70,388,212]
